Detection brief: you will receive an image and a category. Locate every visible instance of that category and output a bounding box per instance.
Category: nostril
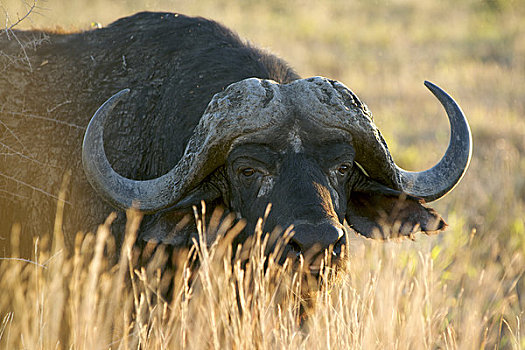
[332,235,346,258]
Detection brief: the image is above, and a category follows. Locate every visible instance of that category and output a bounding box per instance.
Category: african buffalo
[0,12,471,265]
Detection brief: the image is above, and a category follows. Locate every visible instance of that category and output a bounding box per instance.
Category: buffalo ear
[171,166,229,210]
[138,186,224,246]
[346,175,447,240]
[139,167,228,245]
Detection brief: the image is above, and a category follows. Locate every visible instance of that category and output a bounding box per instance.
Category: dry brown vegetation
[1,0,525,348]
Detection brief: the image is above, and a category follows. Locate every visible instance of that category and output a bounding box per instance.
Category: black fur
[0,12,299,255]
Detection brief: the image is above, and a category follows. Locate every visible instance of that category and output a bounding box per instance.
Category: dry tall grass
[1,0,524,348]
[1,198,522,348]
[1,194,522,349]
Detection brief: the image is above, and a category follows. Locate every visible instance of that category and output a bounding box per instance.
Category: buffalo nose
[288,222,346,260]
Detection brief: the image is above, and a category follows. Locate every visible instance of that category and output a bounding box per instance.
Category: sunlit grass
[1,202,523,348]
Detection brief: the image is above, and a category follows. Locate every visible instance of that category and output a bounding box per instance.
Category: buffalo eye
[241,167,256,177]
[337,164,351,176]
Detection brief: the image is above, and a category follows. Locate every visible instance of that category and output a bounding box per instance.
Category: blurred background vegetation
[1,0,525,348]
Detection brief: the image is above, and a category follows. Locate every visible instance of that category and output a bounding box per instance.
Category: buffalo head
[82,77,471,267]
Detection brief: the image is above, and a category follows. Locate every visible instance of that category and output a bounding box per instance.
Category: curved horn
[82,89,182,213]
[82,79,285,213]
[396,81,472,202]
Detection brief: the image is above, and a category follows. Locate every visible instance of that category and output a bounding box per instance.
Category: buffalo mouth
[291,241,347,277]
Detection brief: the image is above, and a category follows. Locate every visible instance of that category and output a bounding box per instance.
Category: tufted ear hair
[138,167,228,246]
[346,170,447,240]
